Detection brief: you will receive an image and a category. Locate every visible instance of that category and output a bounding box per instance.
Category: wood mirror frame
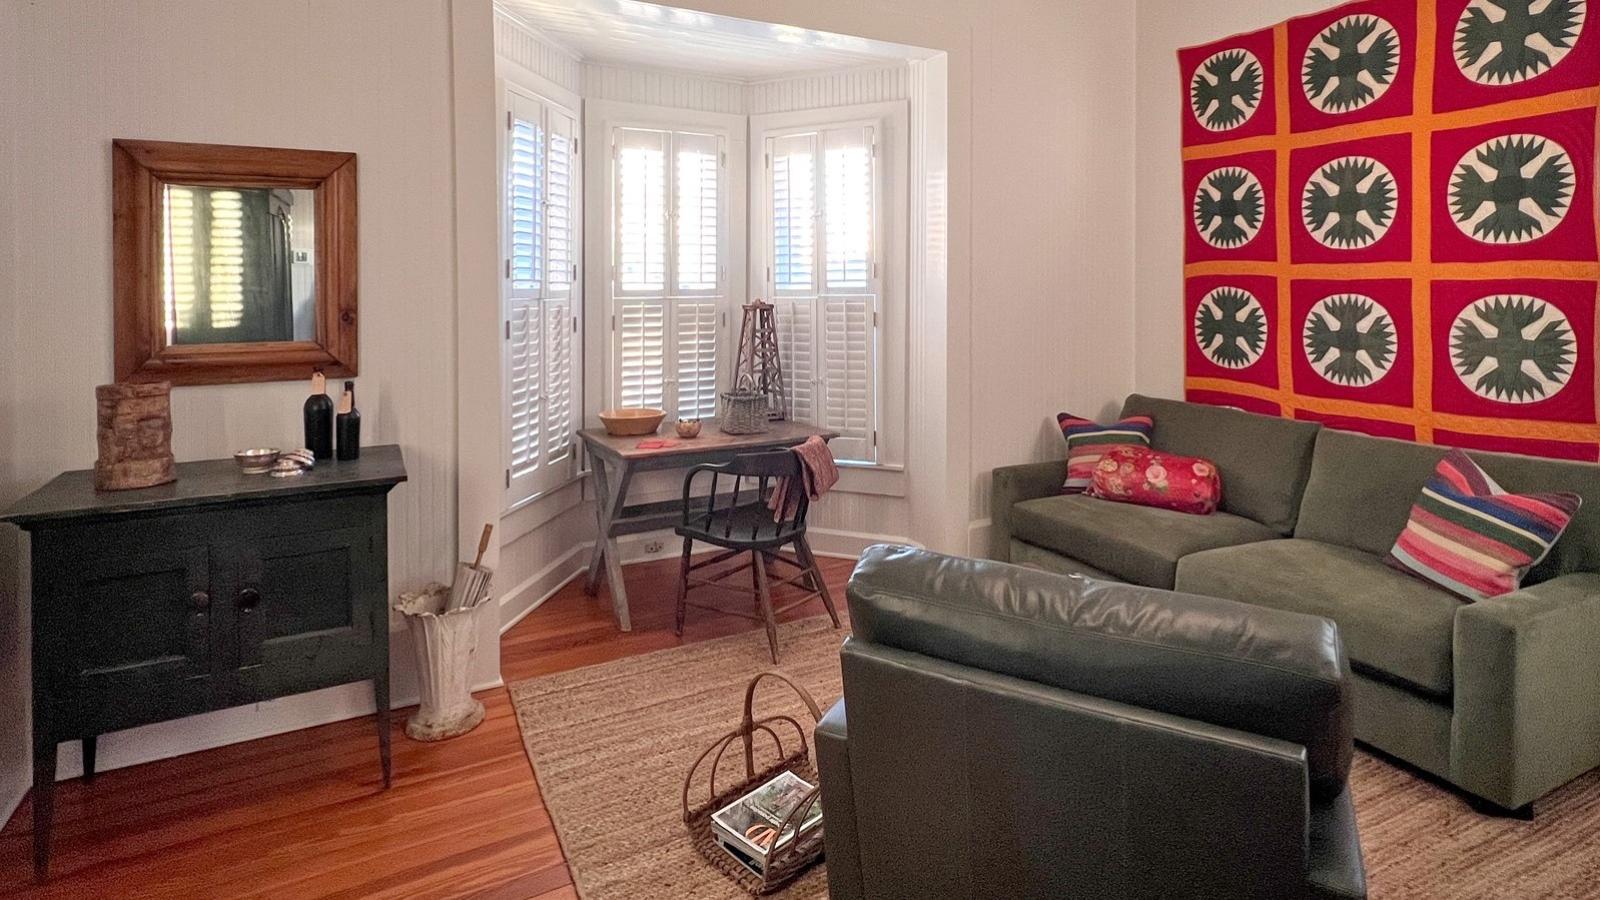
[113,139,358,385]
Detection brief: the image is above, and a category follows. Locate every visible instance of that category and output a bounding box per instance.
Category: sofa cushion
[1089,446,1222,515]
[1119,394,1320,535]
[1298,427,1600,585]
[1177,539,1461,698]
[847,544,1355,801]
[1011,493,1279,589]
[1056,413,1153,493]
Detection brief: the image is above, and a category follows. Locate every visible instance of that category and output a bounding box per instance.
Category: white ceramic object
[395,582,488,741]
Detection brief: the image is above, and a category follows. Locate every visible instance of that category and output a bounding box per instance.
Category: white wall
[0,0,489,812]
[1133,0,1331,398]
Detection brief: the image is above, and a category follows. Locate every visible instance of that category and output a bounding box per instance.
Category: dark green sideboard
[1,445,407,880]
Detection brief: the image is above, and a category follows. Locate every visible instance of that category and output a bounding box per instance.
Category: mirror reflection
[161,184,317,344]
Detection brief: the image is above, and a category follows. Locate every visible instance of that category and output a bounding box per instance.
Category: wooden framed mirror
[113,139,357,385]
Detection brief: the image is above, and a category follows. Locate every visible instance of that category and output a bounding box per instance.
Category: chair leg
[752,551,780,664]
[797,536,841,629]
[674,536,693,637]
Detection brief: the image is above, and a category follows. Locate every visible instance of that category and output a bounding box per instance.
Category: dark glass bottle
[303,372,334,460]
[335,381,361,461]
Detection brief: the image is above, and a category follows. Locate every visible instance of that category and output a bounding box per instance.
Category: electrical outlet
[644,539,663,554]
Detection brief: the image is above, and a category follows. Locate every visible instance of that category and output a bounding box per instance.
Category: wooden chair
[673,449,842,662]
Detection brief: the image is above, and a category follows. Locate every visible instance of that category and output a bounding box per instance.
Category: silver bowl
[234,448,280,475]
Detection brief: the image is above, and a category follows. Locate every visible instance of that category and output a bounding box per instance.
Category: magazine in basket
[710,771,824,877]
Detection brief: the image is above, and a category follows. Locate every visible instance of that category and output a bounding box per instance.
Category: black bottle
[303,371,334,460]
[335,381,361,461]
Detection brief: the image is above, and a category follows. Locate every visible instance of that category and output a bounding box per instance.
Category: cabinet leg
[32,738,55,883]
[82,736,97,783]
[374,674,392,789]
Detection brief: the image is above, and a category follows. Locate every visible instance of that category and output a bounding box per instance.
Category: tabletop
[577,420,837,462]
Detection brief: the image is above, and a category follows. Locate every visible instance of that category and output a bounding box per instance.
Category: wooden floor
[0,552,856,899]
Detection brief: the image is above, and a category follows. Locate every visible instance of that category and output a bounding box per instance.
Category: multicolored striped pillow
[1056,414,1154,494]
[1386,450,1581,601]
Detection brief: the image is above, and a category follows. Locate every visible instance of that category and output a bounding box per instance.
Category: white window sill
[500,473,587,544]
[834,462,906,497]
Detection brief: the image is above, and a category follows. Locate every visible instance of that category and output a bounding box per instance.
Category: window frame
[750,101,909,482]
[500,82,584,511]
[585,101,747,425]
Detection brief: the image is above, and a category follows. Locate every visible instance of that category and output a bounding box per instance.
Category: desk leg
[32,732,55,882]
[584,457,634,631]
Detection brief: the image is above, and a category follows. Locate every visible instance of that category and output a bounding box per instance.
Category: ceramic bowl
[599,407,665,437]
[234,448,280,475]
[675,419,703,438]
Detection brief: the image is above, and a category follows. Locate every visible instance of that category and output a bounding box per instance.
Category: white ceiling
[497,0,930,80]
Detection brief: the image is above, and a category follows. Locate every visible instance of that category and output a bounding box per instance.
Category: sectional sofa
[990,394,1600,812]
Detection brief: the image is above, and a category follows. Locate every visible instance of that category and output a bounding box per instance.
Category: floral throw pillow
[1089,446,1222,515]
[1056,414,1154,494]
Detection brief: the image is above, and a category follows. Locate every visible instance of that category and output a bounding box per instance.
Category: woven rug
[510,616,1600,899]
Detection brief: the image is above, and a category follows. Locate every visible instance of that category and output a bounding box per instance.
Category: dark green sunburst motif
[1302,157,1397,249]
[1195,287,1267,368]
[1456,0,1586,84]
[1190,49,1263,131]
[1194,168,1264,248]
[1450,135,1573,243]
[1452,295,1575,403]
[1303,295,1396,385]
[1303,15,1400,113]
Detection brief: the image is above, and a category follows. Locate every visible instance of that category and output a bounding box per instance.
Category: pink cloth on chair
[768,436,839,521]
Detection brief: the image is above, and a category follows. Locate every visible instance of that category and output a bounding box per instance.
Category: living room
[0,0,1595,897]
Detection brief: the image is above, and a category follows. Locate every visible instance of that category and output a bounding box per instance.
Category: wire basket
[682,671,825,894]
[720,391,771,435]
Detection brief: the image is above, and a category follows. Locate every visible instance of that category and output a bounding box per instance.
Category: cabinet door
[36,541,217,736]
[215,524,382,703]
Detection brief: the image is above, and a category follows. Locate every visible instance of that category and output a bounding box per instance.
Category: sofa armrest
[815,700,865,900]
[989,460,1065,561]
[1452,573,1600,809]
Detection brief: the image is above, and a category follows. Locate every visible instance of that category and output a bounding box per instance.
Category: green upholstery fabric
[1010,494,1278,589]
[1176,539,1461,698]
[1120,394,1321,535]
[1008,540,1121,582]
[1452,573,1600,809]
[1296,428,1600,584]
[1350,674,1453,780]
[988,459,1069,561]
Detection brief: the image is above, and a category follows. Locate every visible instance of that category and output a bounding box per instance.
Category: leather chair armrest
[1453,573,1600,809]
[989,460,1066,560]
[815,700,865,900]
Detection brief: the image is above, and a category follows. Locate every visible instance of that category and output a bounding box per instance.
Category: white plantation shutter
[609,125,726,419]
[505,92,581,505]
[763,123,879,461]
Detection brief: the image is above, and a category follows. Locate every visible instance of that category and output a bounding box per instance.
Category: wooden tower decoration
[732,299,787,420]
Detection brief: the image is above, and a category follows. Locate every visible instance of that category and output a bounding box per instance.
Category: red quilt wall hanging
[1180,0,1600,460]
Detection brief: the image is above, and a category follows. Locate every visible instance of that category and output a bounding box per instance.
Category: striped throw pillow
[1386,450,1581,601]
[1056,414,1154,494]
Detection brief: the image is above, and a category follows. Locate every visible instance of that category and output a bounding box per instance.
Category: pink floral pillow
[1089,446,1222,516]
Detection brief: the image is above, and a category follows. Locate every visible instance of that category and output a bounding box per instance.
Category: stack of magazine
[710,771,824,878]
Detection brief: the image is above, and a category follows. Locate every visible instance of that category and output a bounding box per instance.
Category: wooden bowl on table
[599,407,665,437]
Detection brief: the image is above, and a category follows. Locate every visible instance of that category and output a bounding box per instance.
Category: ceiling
[497,0,931,80]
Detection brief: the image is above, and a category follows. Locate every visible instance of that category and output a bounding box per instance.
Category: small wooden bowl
[599,408,665,437]
[234,448,280,475]
[675,419,702,438]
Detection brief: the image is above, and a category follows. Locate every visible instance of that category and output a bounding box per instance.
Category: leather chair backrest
[846,544,1354,799]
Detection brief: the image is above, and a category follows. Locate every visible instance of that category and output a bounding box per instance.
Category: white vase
[395,584,487,741]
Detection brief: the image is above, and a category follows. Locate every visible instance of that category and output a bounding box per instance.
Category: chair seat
[1010,494,1280,589]
[1177,539,1461,699]
[675,501,803,549]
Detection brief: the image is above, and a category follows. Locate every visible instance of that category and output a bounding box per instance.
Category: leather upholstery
[847,543,1354,798]
[820,545,1366,899]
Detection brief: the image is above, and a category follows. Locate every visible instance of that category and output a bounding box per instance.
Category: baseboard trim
[47,674,505,783]
[498,544,588,633]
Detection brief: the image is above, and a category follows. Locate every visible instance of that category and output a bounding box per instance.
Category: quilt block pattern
[1179,0,1600,460]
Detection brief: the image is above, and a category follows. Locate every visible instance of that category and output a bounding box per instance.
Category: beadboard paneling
[581,62,746,114]
[746,65,909,114]
[493,8,582,92]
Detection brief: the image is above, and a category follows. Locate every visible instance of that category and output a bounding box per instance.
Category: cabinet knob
[190,590,210,611]
[236,587,261,611]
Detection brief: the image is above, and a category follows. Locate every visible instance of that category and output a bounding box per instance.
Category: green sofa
[990,393,1600,812]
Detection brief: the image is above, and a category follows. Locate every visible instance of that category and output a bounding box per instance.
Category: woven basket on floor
[682,671,825,895]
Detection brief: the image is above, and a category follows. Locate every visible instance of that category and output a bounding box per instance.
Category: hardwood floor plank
[0,552,855,898]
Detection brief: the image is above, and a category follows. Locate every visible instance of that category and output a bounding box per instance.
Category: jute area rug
[510,616,1600,899]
